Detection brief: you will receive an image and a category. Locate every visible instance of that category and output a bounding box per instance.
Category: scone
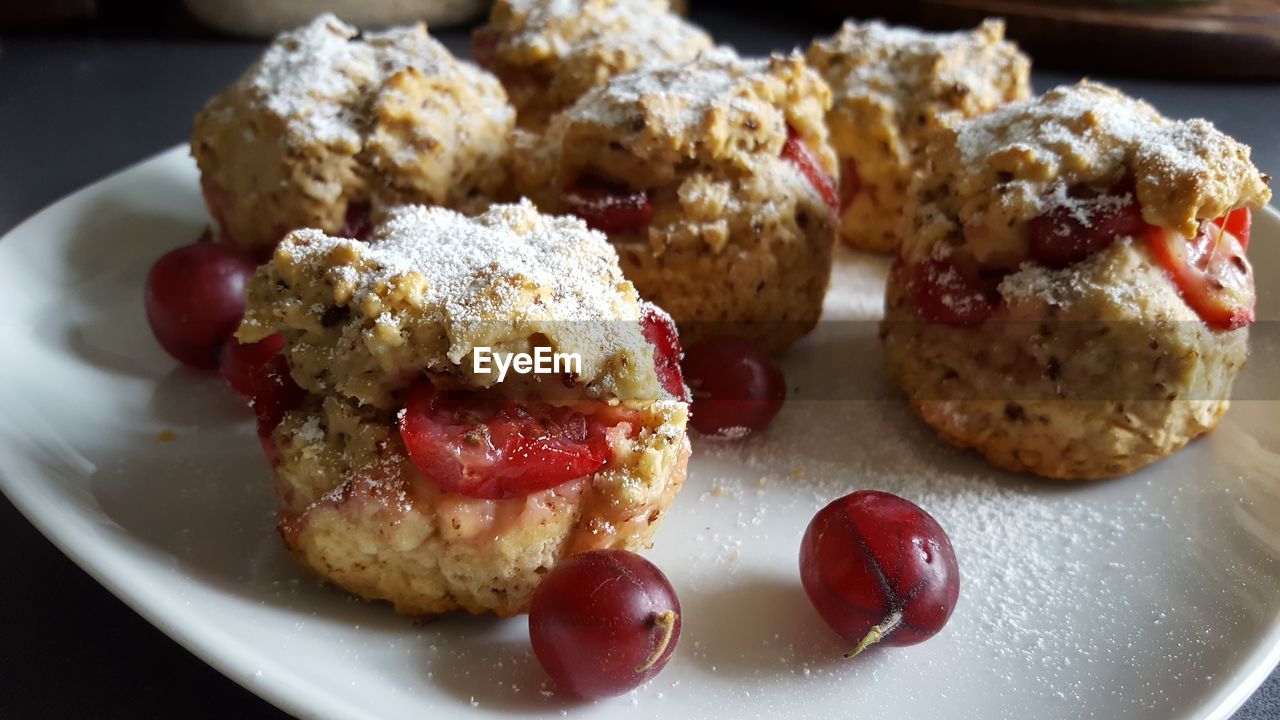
[807,19,1030,253]
[471,0,712,129]
[192,14,514,258]
[881,81,1271,480]
[514,50,839,353]
[237,200,691,616]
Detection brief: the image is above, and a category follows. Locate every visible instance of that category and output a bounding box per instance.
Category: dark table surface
[0,7,1277,719]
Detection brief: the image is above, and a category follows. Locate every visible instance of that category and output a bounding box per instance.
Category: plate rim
[1,144,1278,720]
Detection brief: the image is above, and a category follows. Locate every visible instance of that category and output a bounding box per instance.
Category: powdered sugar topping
[242,14,457,145]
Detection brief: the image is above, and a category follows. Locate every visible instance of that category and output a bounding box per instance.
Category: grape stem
[635,610,677,673]
[845,608,903,659]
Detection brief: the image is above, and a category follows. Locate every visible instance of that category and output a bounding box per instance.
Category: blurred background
[1,0,1279,78]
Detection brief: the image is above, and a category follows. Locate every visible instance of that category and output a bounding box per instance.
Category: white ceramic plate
[2,147,1279,720]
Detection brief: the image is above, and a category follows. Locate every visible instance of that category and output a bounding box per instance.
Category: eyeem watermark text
[473,347,581,382]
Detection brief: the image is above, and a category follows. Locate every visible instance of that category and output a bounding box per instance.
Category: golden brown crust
[480,0,712,128]
[275,401,690,616]
[882,240,1249,480]
[807,19,1030,253]
[904,81,1272,267]
[191,15,514,255]
[515,51,838,352]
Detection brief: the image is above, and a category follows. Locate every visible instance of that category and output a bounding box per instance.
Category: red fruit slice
[1027,194,1149,269]
[1213,207,1251,250]
[1147,219,1254,330]
[471,26,499,69]
[339,202,373,241]
[781,126,839,217]
[398,382,612,499]
[249,353,304,439]
[639,303,689,402]
[220,333,286,397]
[905,256,996,326]
[839,156,861,213]
[563,176,652,234]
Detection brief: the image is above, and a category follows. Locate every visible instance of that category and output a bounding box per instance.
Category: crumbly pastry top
[905,81,1272,264]
[239,200,668,409]
[544,49,834,181]
[489,0,711,70]
[232,13,510,147]
[807,19,1029,154]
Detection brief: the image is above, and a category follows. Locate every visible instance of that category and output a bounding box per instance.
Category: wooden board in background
[920,0,1280,79]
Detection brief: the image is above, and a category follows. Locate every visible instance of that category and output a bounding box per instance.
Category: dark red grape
[219,333,285,397]
[529,549,681,698]
[681,335,785,437]
[800,490,960,657]
[145,242,256,369]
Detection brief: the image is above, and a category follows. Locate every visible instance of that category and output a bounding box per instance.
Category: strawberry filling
[563,176,653,234]
[398,382,617,500]
[1147,215,1255,330]
[639,302,689,402]
[904,254,998,326]
[780,126,839,217]
[1027,188,1148,269]
[839,157,861,213]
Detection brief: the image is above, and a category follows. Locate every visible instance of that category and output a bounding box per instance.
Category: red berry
[905,256,996,326]
[563,176,652,234]
[639,303,689,402]
[1147,218,1254,330]
[1027,192,1148,269]
[398,382,613,499]
[681,335,785,437]
[145,242,257,369]
[339,202,373,241]
[780,126,839,217]
[800,490,960,657]
[529,549,681,698]
[839,156,861,213]
[249,353,304,439]
[219,333,286,397]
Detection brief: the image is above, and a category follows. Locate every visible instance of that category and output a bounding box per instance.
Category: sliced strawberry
[639,302,689,402]
[563,176,653,234]
[398,382,613,500]
[220,333,286,397]
[1213,207,1251,250]
[906,255,997,326]
[1147,220,1254,330]
[781,126,839,217]
[1027,194,1149,269]
[839,156,861,213]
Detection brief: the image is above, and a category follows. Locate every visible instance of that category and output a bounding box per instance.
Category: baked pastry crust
[807,19,1030,253]
[239,201,690,615]
[476,0,712,128]
[515,50,838,352]
[882,81,1270,480]
[192,14,514,256]
[903,81,1272,268]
